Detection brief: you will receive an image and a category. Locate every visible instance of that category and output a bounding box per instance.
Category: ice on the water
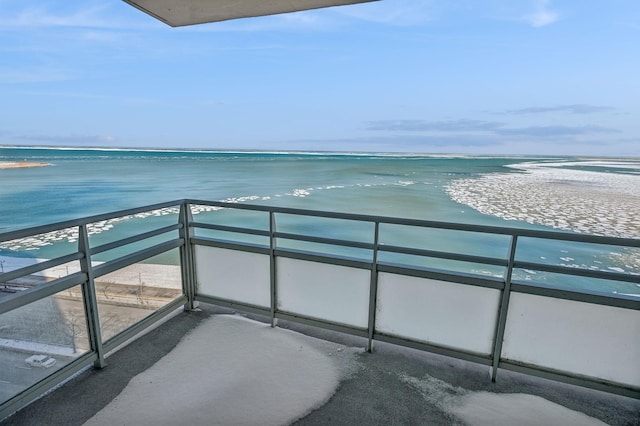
[445,160,640,239]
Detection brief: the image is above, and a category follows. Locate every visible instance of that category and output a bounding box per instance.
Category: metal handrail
[1,198,639,421]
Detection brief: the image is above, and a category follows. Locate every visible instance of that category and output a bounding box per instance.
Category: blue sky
[0,0,638,155]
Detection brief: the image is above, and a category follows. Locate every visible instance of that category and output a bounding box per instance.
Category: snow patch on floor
[84,314,361,426]
[401,374,607,426]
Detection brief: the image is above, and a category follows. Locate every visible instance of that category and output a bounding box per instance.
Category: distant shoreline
[0,161,51,169]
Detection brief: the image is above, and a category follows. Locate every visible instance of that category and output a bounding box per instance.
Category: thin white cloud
[523,0,559,27]
[504,104,615,115]
[495,125,620,137]
[367,119,620,138]
[367,119,504,132]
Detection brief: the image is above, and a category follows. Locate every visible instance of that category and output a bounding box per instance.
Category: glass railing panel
[379,223,512,260]
[94,250,182,343]
[190,205,269,231]
[275,239,372,262]
[376,273,500,355]
[276,258,370,328]
[502,293,640,387]
[515,237,640,277]
[275,213,374,245]
[0,285,89,406]
[0,258,81,294]
[511,268,640,297]
[377,251,505,279]
[85,210,181,264]
[0,227,79,269]
[513,236,640,296]
[191,229,268,247]
[87,206,180,248]
[90,232,181,264]
[189,205,269,246]
[194,246,270,308]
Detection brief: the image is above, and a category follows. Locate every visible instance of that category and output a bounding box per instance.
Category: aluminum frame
[1,198,639,421]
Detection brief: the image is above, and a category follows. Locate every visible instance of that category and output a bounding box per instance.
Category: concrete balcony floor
[2,304,639,426]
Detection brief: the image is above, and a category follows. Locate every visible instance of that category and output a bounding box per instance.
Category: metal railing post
[269,211,278,327]
[367,221,380,352]
[490,234,518,381]
[78,224,106,368]
[179,202,198,311]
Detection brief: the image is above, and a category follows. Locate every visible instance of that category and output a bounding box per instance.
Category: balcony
[1,199,639,423]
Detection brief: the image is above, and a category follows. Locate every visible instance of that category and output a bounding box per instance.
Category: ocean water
[1,147,639,296]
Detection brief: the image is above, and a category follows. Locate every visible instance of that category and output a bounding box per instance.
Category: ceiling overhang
[123,0,378,27]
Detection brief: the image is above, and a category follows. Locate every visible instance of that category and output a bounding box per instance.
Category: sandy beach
[0,161,50,169]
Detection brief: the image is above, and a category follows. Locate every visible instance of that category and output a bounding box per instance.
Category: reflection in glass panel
[0,285,89,405]
[95,250,183,343]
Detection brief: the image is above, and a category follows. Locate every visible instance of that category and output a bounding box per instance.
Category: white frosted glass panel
[277,258,370,328]
[376,273,500,355]
[503,293,640,387]
[195,246,270,308]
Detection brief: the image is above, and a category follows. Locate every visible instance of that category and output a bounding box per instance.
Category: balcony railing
[1,199,639,419]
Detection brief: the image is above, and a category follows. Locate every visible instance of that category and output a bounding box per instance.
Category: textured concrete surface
[2,304,639,426]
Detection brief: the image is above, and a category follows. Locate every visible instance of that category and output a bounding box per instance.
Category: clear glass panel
[0,285,89,405]
[516,237,640,276]
[275,214,374,244]
[95,250,183,343]
[191,206,269,231]
[87,211,182,264]
[188,205,270,246]
[377,251,505,279]
[276,239,372,262]
[0,227,78,263]
[514,238,640,296]
[379,223,512,260]
[191,228,268,247]
[511,269,640,296]
[87,206,181,248]
[0,258,80,293]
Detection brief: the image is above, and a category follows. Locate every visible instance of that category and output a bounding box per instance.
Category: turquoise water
[0,148,519,229]
[1,147,639,296]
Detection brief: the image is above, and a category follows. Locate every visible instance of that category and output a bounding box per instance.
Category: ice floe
[445,160,640,239]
